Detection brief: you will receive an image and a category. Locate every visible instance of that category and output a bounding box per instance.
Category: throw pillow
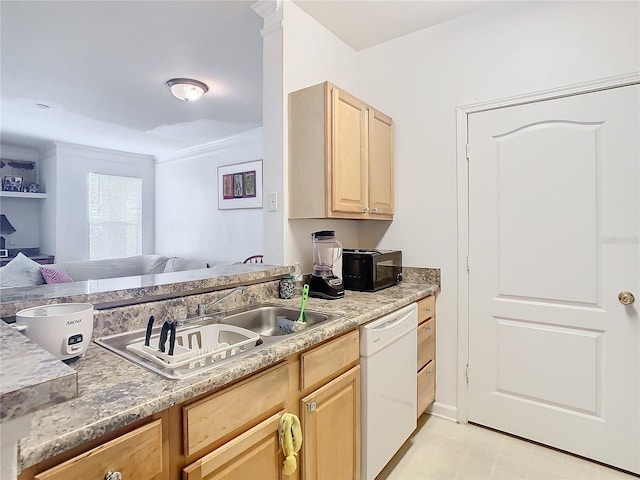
[40,265,73,284]
[0,252,46,287]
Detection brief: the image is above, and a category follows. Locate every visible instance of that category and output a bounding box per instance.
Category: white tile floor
[376,415,639,480]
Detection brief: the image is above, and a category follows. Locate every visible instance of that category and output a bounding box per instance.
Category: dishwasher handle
[369,314,409,331]
[360,303,418,357]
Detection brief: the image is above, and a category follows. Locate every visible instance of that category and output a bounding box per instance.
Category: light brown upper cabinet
[289,82,394,220]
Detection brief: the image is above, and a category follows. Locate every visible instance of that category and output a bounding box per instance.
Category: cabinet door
[183,412,283,480]
[331,87,369,216]
[300,366,360,480]
[368,108,394,217]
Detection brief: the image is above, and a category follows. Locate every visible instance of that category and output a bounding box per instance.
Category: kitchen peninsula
[2,265,439,479]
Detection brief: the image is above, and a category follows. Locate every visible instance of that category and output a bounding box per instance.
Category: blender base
[308,274,344,300]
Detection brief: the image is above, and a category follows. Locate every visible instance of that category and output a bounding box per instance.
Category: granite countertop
[17,281,438,471]
[0,323,77,424]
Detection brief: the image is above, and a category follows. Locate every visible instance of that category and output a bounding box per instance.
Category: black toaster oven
[342,249,402,292]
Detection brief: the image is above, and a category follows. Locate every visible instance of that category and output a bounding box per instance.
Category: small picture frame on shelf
[3,176,23,192]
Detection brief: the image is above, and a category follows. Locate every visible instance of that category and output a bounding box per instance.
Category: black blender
[308,230,344,300]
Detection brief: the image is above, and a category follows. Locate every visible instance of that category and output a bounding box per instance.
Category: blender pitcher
[309,230,345,299]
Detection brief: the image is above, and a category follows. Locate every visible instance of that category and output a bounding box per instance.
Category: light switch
[268,192,278,211]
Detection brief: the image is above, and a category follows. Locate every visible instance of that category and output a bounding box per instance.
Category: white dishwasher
[360,302,418,480]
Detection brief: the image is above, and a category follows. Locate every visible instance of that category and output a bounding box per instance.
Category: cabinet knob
[105,472,122,480]
[363,207,369,213]
[426,325,431,332]
[306,402,317,411]
[372,208,378,213]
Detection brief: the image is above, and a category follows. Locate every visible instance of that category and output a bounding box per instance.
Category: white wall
[155,128,264,264]
[0,144,42,249]
[44,142,155,262]
[279,1,640,416]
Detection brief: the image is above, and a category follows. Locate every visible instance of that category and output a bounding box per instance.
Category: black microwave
[342,249,402,292]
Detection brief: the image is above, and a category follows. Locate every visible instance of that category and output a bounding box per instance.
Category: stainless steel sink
[219,304,334,337]
[94,303,338,379]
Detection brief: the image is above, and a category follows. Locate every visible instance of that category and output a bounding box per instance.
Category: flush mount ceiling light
[165,78,209,102]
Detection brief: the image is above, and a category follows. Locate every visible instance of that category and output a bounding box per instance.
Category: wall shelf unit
[0,191,47,199]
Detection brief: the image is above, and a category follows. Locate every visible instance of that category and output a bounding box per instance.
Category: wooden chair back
[242,255,264,264]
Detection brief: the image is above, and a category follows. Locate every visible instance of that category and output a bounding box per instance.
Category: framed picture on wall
[217,160,262,210]
[3,176,23,192]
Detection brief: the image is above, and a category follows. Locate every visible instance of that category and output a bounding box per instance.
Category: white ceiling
[0,0,496,157]
[294,0,499,51]
[1,1,264,156]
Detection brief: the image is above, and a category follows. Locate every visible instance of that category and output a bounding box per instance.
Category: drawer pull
[306,401,317,412]
[105,472,122,480]
[426,325,432,332]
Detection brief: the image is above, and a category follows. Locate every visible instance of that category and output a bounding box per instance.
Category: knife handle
[158,321,170,353]
[168,322,177,356]
[144,316,155,347]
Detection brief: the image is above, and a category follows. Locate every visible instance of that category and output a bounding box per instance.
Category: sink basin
[219,304,334,337]
[94,303,338,379]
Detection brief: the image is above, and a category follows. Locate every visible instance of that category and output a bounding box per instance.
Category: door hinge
[465,363,470,385]
[466,143,470,160]
[466,255,470,272]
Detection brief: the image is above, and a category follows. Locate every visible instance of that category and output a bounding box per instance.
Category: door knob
[618,291,635,305]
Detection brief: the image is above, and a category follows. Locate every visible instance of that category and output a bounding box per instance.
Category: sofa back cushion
[53,255,149,281]
[163,257,207,273]
[143,255,171,274]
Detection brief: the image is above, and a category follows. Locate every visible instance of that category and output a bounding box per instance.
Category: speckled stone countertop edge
[18,282,438,470]
[0,324,78,424]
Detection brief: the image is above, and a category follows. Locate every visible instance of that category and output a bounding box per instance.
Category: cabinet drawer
[417,317,435,371]
[301,330,359,390]
[35,420,164,480]
[417,295,435,322]
[183,411,283,480]
[183,363,288,458]
[417,360,435,417]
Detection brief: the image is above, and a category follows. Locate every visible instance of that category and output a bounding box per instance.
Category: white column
[252,0,285,265]
[0,414,34,480]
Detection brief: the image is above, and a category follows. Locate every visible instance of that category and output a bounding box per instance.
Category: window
[89,173,142,260]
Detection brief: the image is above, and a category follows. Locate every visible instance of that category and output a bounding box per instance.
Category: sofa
[0,253,208,288]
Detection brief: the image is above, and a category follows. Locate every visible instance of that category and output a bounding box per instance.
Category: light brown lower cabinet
[300,366,360,480]
[183,412,284,480]
[33,419,165,480]
[19,329,361,480]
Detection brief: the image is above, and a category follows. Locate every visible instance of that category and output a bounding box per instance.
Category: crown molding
[251,0,281,18]
[53,141,154,165]
[155,127,262,164]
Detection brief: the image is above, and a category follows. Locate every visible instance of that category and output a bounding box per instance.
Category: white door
[467,84,639,473]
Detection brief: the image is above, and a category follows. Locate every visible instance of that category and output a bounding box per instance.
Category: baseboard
[426,401,457,422]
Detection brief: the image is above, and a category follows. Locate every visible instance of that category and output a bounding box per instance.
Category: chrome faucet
[196,285,249,316]
[175,286,249,328]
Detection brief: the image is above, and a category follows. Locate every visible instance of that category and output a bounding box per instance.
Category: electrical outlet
[9,239,16,245]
